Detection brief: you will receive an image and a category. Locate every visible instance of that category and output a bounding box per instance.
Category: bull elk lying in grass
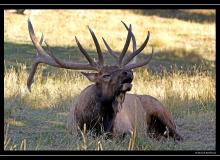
[27,19,183,141]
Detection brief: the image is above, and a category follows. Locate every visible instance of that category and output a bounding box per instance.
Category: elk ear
[81,72,98,82]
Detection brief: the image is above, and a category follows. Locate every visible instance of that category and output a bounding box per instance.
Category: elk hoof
[174,134,184,142]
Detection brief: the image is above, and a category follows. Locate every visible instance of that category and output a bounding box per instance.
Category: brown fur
[67,84,183,141]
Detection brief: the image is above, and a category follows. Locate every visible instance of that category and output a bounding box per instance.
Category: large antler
[27,18,101,91]
[102,23,132,67]
[102,21,153,70]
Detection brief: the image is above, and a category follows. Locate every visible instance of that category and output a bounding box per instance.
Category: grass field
[4,9,216,151]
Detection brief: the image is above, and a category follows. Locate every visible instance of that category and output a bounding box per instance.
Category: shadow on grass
[4,41,215,77]
[4,94,78,150]
[4,41,116,72]
[4,94,74,126]
[131,9,215,24]
[4,89,216,150]
[143,48,215,76]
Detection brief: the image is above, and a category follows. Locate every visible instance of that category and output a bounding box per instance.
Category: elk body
[27,19,182,141]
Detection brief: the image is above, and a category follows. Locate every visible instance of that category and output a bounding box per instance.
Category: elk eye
[102,74,111,80]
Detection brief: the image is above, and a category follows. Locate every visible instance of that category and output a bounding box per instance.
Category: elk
[27,18,182,141]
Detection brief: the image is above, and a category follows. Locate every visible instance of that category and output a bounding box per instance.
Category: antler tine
[87,26,104,66]
[124,47,154,70]
[102,21,136,64]
[27,29,44,92]
[39,33,44,45]
[121,21,136,52]
[122,31,150,66]
[118,24,132,66]
[27,62,39,92]
[75,36,97,67]
[43,39,98,71]
[28,18,48,56]
[44,40,68,68]
[102,37,119,60]
[121,21,137,64]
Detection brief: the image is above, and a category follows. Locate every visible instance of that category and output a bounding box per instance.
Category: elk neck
[94,84,126,133]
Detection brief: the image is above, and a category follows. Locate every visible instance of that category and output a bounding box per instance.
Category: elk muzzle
[120,70,133,92]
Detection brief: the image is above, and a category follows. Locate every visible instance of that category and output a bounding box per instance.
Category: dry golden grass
[4,65,215,111]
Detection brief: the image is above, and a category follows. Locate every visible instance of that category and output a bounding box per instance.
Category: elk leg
[147,115,166,140]
[150,111,183,141]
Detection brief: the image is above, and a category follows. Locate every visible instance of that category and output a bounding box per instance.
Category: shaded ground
[4,42,215,76]
[4,91,216,150]
[132,9,215,24]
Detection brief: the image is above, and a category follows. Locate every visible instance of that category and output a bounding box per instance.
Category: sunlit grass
[4,65,215,111]
[132,68,215,104]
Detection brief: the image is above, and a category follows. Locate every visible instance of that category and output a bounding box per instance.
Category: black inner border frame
[1,4,219,157]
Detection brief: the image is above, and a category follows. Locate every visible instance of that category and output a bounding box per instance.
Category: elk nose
[123,70,133,78]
